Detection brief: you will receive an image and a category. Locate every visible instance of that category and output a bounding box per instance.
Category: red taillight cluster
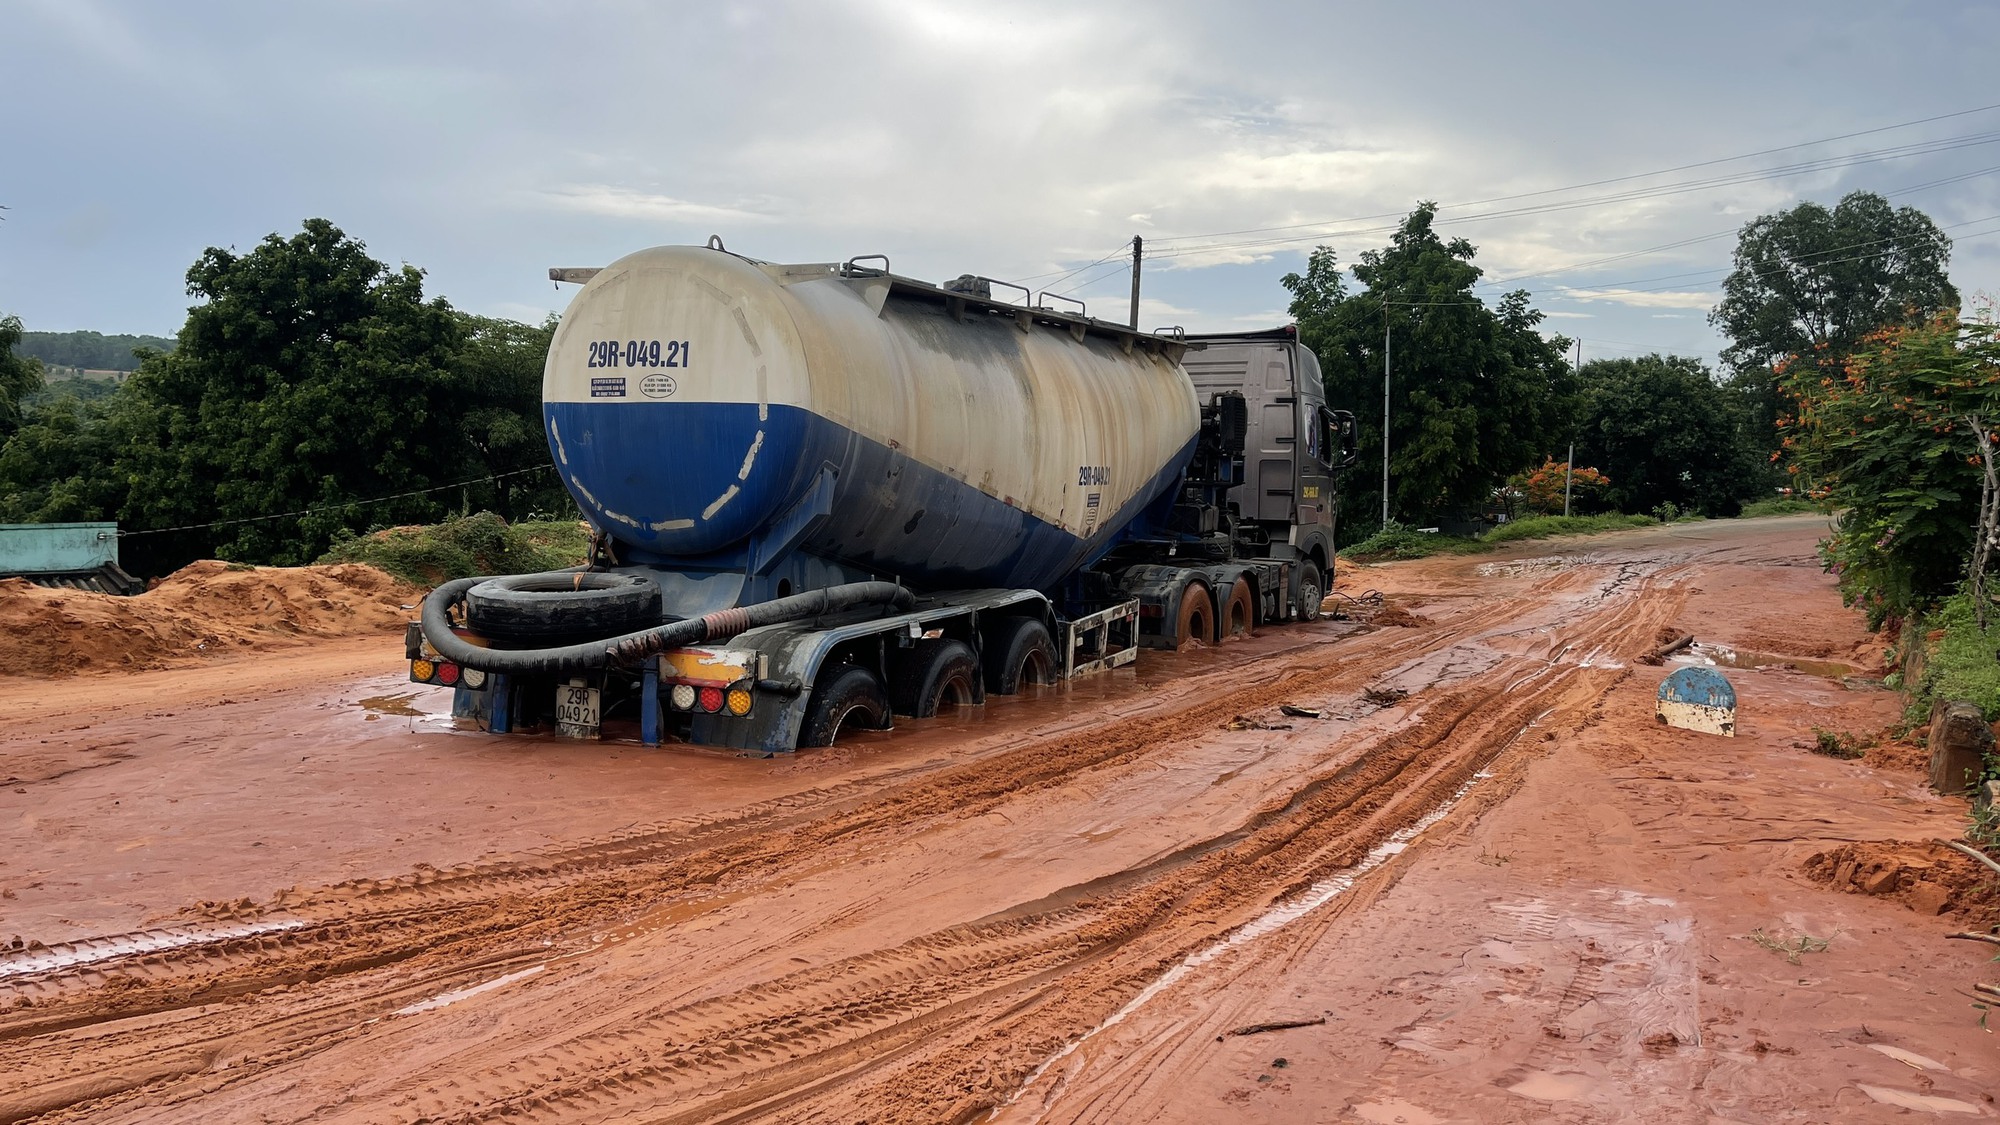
[411,660,485,689]
[698,686,725,713]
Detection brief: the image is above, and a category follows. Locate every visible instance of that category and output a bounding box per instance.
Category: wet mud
[1,515,1992,1123]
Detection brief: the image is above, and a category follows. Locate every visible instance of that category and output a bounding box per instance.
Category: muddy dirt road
[3,515,1994,1123]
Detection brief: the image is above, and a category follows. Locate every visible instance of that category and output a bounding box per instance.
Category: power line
[1138,131,2000,265]
[118,464,557,539]
[1478,164,2000,289]
[1136,100,2000,249]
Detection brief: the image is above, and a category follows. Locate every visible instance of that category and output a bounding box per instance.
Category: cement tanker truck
[410,243,1356,753]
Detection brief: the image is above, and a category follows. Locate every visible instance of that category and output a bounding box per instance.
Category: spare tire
[465,571,664,642]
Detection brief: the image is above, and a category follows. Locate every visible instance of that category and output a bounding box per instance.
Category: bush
[1913,591,2000,722]
[1739,497,1823,518]
[1344,513,1655,561]
[1344,521,1477,561]
[1481,513,1654,544]
[317,511,590,585]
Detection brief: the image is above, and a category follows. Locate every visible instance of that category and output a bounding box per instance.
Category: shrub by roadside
[316,512,590,586]
[1740,497,1824,518]
[1345,514,1657,562]
[1910,592,2000,723]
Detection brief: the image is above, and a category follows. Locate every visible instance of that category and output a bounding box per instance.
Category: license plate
[556,683,600,739]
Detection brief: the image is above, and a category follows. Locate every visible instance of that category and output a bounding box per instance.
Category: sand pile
[0,560,420,677]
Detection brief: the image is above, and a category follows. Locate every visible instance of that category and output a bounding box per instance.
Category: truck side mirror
[1327,409,1358,470]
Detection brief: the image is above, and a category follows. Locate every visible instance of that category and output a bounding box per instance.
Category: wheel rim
[1020,649,1051,686]
[933,672,976,710]
[831,699,880,735]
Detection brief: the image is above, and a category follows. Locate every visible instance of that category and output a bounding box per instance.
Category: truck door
[1254,351,1295,523]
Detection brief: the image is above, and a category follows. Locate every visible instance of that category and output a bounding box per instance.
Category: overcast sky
[4,0,1997,374]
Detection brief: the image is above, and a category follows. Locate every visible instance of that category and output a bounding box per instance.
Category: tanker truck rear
[410,244,1355,753]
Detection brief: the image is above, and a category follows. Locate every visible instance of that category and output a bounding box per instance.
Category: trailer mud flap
[1062,599,1139,678]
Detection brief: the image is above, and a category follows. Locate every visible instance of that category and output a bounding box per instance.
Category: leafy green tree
[1778,314,2000,625]
[119,218,470,565]
[0,314,45,438]
[453,312,566,520]
[1283,203,1577,533]
[17,329,176,372]
[1711,191,1957,444]
[1573,354,1764,518]
[0,393,141,523]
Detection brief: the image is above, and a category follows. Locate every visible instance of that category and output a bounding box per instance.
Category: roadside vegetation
[1739,497,1823,518]
[0,220,573,577]
[316,511,589,586]
[1345,513,1657,562]
[1906,592,2000,723]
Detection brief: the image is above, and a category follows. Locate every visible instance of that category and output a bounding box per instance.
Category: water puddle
[1507,1069,1596,1102]
[1671,642,1855,679]
[0,919,309,980]
[358,693,426,717]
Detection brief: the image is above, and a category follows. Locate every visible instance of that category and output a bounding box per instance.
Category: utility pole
[1382,304,1392,528]
[1563,338,1580,517]
[1128,235,1143,329]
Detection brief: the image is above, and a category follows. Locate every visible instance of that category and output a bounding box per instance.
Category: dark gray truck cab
[1184,326,1348,585]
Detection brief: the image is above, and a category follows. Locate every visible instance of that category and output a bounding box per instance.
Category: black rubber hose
[420,576,913,678]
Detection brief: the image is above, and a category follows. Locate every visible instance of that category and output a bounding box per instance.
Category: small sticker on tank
[590,377,627,398]
[641,373,677,399]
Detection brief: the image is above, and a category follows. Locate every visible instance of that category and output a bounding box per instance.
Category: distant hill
[19,330,177,374]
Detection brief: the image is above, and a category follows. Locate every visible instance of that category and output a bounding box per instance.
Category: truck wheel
[1223,578,1257,639]
[800,664,890,747]
[465,571,663,641]
[1174,583,1214,650]
[890,639,982,717]
[1295,560,1325,622]
[986,617,1057,695]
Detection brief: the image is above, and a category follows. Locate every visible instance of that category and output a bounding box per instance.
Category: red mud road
[2,515,1995,1123]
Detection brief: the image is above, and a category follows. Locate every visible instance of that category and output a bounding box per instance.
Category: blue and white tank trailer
[410,243,1357,752]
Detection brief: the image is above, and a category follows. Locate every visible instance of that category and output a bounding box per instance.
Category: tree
[119,219,470,566]
[453,312,567,521]
[1573,355,1763,518]
[0,314,44,438]
[1778,314,2000,625]
[1711,191,1957,443]
[1282,203,1577,533]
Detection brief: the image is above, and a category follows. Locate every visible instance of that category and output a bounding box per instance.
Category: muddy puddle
[1671,641,1857,679]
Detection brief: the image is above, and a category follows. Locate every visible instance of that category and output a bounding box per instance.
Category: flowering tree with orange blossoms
[1503,458,1611,516]
[1776,311,2000,626]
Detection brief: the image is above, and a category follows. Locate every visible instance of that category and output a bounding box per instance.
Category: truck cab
[1183,327,1352,576]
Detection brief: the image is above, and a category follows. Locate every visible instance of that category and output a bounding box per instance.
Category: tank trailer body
[412,245,1356,752]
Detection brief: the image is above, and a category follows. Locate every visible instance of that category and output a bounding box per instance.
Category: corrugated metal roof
[11,562,145,596]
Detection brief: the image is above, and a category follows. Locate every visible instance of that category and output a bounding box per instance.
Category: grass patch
[318,511,590,586]
[1740,497,1824,518]
[1481,513,1655,544]
[1343,523,1481,561]
[1925,593,2000,722]
[1810,727,1867,760]
[1345,513,1661,563]
[1746,928,1832,964]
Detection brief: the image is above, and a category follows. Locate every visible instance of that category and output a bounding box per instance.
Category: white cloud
[537,187,778,226]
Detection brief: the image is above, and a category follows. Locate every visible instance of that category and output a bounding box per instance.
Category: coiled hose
[420,576,914,678]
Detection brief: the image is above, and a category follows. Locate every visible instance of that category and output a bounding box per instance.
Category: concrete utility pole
[1563,338,1581,517]
[1128,236,1143,329]
[1382,306,1392,528]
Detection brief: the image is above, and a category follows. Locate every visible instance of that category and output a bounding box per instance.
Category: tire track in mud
[1,554,1687,1124]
